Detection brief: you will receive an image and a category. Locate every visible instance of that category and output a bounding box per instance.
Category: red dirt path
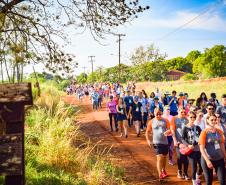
[65,95,220,185]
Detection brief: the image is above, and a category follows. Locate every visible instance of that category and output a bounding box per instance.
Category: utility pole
[88,56,95,82]
[115,34,126,82]
[88,56,95,74]
[82,66,87,74]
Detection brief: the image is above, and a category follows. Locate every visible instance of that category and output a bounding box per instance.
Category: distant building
[166,70,186,81]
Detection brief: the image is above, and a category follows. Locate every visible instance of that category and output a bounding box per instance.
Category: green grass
[137,78,226,100]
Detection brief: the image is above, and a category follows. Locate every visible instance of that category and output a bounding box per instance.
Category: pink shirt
[107,100,117,114]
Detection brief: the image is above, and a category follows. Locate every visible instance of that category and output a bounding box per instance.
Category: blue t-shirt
[138,98,148,113]
[124,96,133,107]
[169,96,178,112]
[91,92,99,102]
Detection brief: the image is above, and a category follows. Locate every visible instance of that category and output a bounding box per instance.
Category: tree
[193,45,226,78]
[131,44,166,65]
[164,57,192,73]
[186,50,201,63]
[76,73,88,84]
[0,0,149,82]
[130,44,167,81]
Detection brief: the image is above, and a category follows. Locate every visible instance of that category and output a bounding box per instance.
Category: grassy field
[136,77,226,100]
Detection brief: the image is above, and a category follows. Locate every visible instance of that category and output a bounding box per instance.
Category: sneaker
[159,173,164,180]
[183,174,190,180]
[169,160,175,166]
[137,133,140,137]
[115,128,118,132]
[120,133,123,137]
[125,135,128,138]
[177,171,183,179]
[140,129,144,132]
[162,170,168,178]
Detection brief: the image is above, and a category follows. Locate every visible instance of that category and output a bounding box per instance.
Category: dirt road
[65,95,220,185]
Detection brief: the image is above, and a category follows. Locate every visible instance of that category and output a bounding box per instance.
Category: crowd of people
[67,81,226,185]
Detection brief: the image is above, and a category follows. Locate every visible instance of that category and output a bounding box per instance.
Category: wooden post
[0,83,33,185]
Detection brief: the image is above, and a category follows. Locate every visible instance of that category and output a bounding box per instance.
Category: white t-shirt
[194,119,206,130]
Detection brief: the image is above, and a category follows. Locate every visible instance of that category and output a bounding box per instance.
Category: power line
[157,1,221,41]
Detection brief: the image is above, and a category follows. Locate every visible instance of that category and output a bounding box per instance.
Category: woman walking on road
[146,108,171,180]
[171,107,190,180]
[182,111,202,185]
[199,114,226,185]
[116,97,128,138]
[129,96,143,137]
[107,95,118,132]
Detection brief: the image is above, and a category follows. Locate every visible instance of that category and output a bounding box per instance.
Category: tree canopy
[0,0,149,82]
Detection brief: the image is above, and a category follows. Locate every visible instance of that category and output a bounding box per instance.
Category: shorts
[133,117,142,121]
[117,114,127,121]
[153,144,169,155]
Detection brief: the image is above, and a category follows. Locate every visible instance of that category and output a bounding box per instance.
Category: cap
[164,91,170,95]
[179,92,184,96]
[154,96,159,100]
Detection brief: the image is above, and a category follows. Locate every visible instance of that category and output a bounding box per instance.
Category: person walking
[150,97,164,119]
[196,92,208,109]
[138,91,149,131]
[199,114,226,185]
[215,114,226,149]
[163,105,175,165]
[116,97,128,138]
[123,90,134,127]
[90,89,99,111]
[146,108,171,180]
[107,95,118,132]
[168,90,178,116]
[216,94,226,125]
[203,103,215,126]
[182,111,202,185]
[171,107,190,180]
[194,110,206,131]
[129,96,143,137]
[208,93,220,110]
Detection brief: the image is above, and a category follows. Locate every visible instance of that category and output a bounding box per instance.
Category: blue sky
[30,0,226,76]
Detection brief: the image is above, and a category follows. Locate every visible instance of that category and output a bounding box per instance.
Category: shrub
[58,80,71,91]
[181,73,198,81]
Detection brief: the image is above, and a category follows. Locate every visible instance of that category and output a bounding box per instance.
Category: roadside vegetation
[0,81,125,185]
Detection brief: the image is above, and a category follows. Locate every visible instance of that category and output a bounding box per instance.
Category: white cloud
[133,10,226,32]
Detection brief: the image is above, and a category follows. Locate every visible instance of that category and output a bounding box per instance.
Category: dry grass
[136,77,226,100]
